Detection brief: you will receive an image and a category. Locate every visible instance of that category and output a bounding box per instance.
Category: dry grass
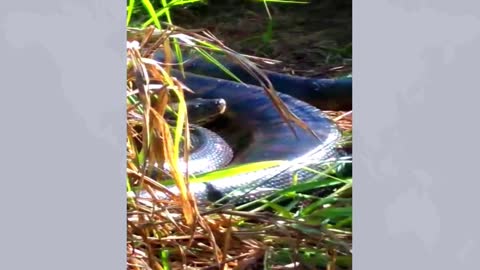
[324,111,352,133]
[127,203,352,270]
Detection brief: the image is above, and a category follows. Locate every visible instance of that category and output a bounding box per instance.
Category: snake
[156,50,352,111]
[137,51,352,205]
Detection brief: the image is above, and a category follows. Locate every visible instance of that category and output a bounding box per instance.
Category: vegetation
[126,1,352,269]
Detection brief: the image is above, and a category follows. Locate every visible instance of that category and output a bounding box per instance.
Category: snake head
[166,98,227,125]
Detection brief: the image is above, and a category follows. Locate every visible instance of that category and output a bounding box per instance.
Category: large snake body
[140,53,351,204]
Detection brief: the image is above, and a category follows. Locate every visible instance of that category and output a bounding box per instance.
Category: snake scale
[139,52,352,205]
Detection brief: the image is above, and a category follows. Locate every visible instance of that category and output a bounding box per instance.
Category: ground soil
[170,0,352,78]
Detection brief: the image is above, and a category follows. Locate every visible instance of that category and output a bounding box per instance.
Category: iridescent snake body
[140,52,352,204]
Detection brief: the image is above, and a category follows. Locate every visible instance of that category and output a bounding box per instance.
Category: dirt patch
[171,0,352,78]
